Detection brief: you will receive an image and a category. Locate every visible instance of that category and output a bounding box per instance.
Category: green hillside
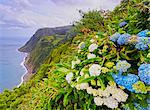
[0,0,149,110]
[26,34,73,73]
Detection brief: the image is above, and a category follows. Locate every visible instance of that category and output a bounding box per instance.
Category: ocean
[0,36,28,92]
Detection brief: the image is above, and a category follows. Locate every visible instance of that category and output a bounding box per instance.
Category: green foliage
[74,10,105,32]
[74,0,149,35]
[27,34,72,72]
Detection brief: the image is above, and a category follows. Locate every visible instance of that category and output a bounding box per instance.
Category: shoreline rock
[22,54,33,82]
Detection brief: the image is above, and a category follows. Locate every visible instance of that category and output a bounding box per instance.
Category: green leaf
[54,68,69,74]
[106,74,114,81]
[56,63,70,68]
[74,103,77,110]
[78,58,102,68]
[63,88,72,106]
[78,76,96,83]
[87,96,93,109]
[97,77,105,90]
[55,94,62,103]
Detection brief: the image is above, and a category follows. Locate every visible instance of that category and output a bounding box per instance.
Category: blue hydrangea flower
[112,73,139,92]
[138,64,150,85]
[135,37,150,50]
[119,21,128,28]
[110,33,121,42]
[117,33,131,45]
[137,30,149,37]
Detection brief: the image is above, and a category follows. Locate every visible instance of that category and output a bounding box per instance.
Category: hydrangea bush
[64,29,150,109]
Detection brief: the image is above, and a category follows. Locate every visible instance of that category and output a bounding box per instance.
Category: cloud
[0,0,121,30]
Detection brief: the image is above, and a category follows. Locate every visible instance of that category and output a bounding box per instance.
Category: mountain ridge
[19,25,73,53]
[18,25,76,76]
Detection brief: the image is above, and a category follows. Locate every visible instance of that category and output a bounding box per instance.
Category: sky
[0,0,121,38]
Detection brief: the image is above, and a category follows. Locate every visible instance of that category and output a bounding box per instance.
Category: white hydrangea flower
[75,84,81,90]
[80,83,89,90]
[78,42,86,49]
[65,72,73,84]
[75,83,89,90]
[88,43,98,52]
[103,97,118,109]
[90,39,95,43]
[104,85,128,102]
[87,53,96,59]
[76,59,81,64]
[94,97,104,106]
[80,71,84,76]
[89,64,101,76]
[92,89,99,96]
[105,86,117,95]
[98,89,103,97]
[86,87,93,94]
[71,59,81,69]
[112,89,128,102]
[102,89,110,97]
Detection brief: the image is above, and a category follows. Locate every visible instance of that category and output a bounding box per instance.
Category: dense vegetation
[26,34,72,72]
[0,0,149,109]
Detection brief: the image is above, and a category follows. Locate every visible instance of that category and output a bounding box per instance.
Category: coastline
[17,53,28,87]
[17,53,33,87]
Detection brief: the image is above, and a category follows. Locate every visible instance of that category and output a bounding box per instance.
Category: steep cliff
[19,25,76,74]
[19,25,73,53]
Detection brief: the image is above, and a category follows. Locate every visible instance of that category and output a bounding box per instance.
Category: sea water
[0,36,28,92]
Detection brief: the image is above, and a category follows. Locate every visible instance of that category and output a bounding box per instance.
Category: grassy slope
[27,34,68,72]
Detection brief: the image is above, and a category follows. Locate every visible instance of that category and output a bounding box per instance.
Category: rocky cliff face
[19,25,73,53]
